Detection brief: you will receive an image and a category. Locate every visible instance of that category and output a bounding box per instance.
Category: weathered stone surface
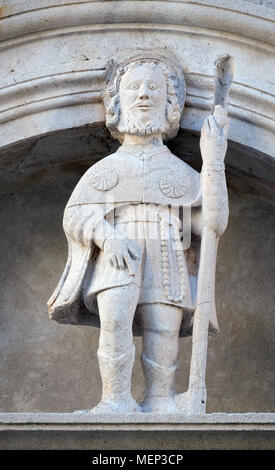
[1,411,275,426]
[0,412,275,450]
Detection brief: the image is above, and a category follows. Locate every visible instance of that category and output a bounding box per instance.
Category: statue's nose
[138,83,149,100]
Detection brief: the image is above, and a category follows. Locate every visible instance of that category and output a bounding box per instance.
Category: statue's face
[118,64,167,136]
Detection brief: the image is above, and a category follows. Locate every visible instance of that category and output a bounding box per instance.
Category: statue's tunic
[85,203,194,309]
[48,145,218,335]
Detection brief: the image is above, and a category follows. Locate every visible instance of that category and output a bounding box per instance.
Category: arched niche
[0,0,274,161]
[0,126,274,414]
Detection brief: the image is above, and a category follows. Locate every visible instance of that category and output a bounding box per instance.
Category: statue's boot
[140,354,180,413]
[91,346,141,414]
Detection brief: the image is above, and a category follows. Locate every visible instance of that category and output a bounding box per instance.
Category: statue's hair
[103,54,186,142]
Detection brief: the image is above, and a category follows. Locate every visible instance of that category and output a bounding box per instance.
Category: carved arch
[0,0,274,163]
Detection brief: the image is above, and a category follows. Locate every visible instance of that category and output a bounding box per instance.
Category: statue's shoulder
[74,150,123,184]
[159,149,200,186]
[166,149,200,176]
[84,149,122,173]
[162,150,201,206]
[85,148,134,175]
[66,150,127,206]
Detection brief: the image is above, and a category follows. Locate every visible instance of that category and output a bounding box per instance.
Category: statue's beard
[117,111,166,136]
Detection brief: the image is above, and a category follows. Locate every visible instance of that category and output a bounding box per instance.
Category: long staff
[186,55,234,413]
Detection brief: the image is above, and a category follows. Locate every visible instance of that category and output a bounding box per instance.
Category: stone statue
[47,53,230,414]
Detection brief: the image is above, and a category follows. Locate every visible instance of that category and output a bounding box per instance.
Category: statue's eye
[128,82,139,90]
[149,82,157,90]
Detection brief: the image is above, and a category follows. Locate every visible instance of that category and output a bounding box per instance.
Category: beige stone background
[245,0,275,8]
[246,0,275,8]
[0,125,274,414]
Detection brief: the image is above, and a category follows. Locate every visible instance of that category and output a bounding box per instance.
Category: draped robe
[47,145,219,336]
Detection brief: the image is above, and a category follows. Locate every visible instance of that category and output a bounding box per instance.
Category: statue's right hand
[103,237,140,276]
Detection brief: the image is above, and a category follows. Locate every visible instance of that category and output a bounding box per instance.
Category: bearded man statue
[48,53,229,414]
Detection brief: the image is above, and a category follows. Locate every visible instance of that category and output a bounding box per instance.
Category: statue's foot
[140,396,181,414]
[75,396,141,414]
[92,396,141,414]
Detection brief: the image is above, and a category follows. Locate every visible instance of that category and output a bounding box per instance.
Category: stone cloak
[47,147,219,336]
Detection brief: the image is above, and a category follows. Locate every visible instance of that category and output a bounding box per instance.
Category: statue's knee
[100,309,133,334]
[143,325,179,338]
[141,304,181,338]
[101,317,124,332]
[164,327,179,338]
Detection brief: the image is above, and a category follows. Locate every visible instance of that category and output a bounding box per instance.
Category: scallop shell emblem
[159,173,187,198]
[91,168,119,191]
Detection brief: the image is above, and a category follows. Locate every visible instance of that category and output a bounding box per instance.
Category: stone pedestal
[0,413,274,450]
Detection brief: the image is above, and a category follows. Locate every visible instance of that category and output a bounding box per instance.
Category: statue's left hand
[200,105,229,166]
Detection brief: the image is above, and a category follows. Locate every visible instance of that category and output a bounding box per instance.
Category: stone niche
[0,0,274,450]
[0,125,275,415]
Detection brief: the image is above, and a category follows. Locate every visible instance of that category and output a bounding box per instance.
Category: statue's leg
[92,283,140,413]
[139,303,182,413]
